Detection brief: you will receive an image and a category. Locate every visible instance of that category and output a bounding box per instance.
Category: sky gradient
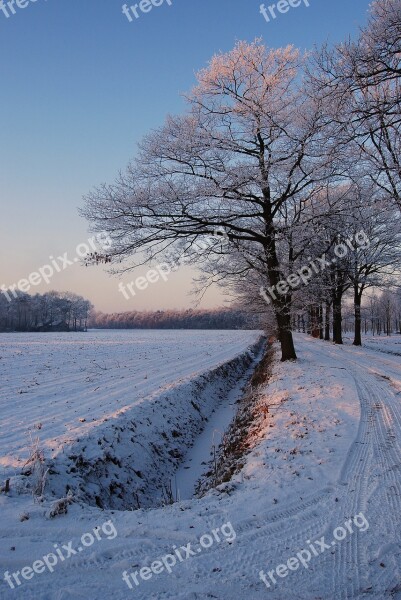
[0,0,371,312]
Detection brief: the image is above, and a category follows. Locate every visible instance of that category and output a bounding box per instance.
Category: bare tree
[312,0,401,210]
[82,41,334,361]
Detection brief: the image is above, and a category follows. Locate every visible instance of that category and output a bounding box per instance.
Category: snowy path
[1,335,400,599]
[222,337,401,600]
[322,342,401,599]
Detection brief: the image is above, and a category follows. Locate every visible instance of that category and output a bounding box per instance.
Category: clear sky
[0,0,371,313]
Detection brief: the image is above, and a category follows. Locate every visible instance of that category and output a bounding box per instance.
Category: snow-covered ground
[344,333,401,357]
[0,332,400,599]
[0,330,261,482]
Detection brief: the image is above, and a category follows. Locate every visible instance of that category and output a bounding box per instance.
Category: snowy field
[0,330,261,483]
[0,332,400,599]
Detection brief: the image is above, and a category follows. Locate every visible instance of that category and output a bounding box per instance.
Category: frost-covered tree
[82,41,336,361]
[0,291,92,332]
[312,0,401,210]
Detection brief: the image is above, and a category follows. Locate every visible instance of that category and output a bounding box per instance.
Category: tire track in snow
[322,344,401,600]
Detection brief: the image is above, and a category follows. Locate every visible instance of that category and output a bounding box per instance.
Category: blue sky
[0,0,371,312]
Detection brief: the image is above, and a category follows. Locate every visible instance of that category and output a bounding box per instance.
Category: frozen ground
[0,332,400,599]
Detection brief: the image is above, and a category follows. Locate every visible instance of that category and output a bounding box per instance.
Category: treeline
[89,308,261,330]
[297,290,401,341]
[0,291,93,332]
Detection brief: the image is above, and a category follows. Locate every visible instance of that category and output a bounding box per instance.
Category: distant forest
[89,309,261,330]
[0,291,261,332]
[0,291,93,332]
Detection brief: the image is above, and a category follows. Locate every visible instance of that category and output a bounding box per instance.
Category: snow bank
[36,335,266,510]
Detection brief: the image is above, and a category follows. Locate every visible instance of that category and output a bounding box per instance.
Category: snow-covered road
[223,336,401,600]
[1,334,400,599]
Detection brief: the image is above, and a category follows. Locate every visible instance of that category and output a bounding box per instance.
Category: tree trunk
[272,297,297,361]
[276,313,297,361]
[324,301,331,341]
[353,286,362,346]
[309,306,320,338]
[332,292,343,344]
[264,230,297,361]
[319,305,324,339]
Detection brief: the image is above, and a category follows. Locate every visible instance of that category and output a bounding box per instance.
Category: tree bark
[310,306,320,338]
[264,225,297,361]
[324,301,331,341]
[319,305,324,340]
[276,308,297,361]
[353,285,362,346]
[332,291,343,344]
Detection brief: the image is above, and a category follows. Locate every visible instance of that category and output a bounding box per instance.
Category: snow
[174,356,260,500]
[0,330,260,480]
[0,332,400,599]
[345,333,401,357]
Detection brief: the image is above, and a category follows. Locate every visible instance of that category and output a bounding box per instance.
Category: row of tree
[0,291,93,332]
[297,290,401,342]
[89,308,260,330]
[89,291,401,337]
[81,0,401,360]
[246,192,401,346]
[2,288,399,338]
